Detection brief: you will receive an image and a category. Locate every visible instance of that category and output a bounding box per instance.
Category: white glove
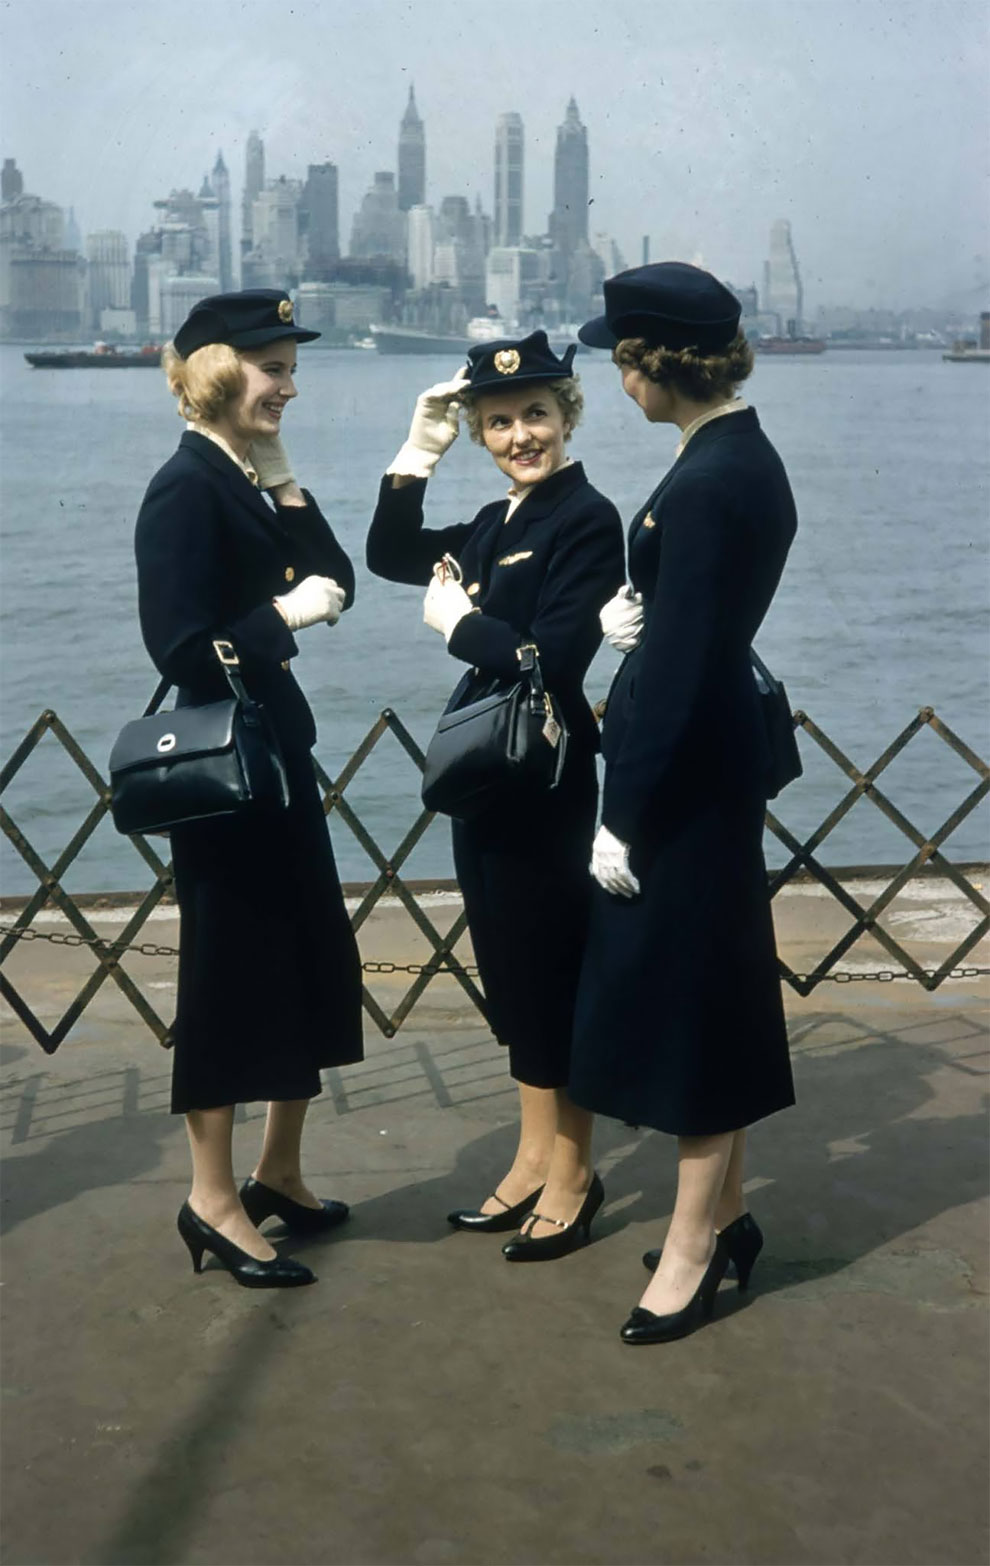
[387,371,470,479]
[274,574,346,631]
[590,824,641,898]
[423,574,475,641]
[600,585,644,653]
[247,433,294,490]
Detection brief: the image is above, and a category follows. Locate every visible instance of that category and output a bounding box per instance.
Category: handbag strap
[143,639,254,715]
[516,642,549,709]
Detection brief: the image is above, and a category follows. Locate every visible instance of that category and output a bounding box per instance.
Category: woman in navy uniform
[569,264,797,1341]
[135,290,363,1287]
[367,333,624,1260]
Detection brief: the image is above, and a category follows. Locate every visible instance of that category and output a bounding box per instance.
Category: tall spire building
[398,86,426,211]
[548,98,588,255]
[763,220,804,336]
[241,131,265,262]
[494,112,524,247]
[212,151,233,290]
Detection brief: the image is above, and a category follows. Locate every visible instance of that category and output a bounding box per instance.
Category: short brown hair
[460,377,584,445]
[612,332,754,402]
[162,341,243,422]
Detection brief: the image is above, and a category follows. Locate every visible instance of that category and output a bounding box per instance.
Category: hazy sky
[2,0,987,312]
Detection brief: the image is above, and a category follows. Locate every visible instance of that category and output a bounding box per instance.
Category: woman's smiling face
[476,383,568,488]
[226,339,298,444]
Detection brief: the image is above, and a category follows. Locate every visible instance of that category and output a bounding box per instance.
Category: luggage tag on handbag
[541,697,562,749]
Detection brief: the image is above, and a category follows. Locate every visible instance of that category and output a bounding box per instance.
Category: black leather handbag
[750,648,802,800]
[108,640,290,835]
[421,644,568,821]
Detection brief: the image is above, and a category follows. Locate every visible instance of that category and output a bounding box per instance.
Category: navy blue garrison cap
[173,289,320,358]
[579,262,741,352]
[463,329,576,393]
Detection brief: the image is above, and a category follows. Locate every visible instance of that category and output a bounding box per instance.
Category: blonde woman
[367,332,624,1260]
[136,290,363,1287]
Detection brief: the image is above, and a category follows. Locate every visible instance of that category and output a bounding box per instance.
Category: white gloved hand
[247,433,294,490]
[423,573,475,641]
[590,823,641,898]
[274,574,346,631]
[387,371,470,479]
[600,585,644,652]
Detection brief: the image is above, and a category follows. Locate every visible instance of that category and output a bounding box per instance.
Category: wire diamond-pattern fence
[1,695,987,1056]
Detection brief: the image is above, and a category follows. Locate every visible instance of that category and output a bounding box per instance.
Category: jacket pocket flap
[109,701,238,774]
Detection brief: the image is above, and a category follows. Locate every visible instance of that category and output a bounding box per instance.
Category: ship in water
[754,335,826,355]
[370,317,587,356]
[942,312,990,363]
[24,343,162,369]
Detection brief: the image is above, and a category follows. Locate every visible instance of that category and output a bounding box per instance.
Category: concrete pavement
[1,879,987,1566]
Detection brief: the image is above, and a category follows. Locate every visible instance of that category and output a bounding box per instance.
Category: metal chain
[0,921,986,986]
[0,923,480,977]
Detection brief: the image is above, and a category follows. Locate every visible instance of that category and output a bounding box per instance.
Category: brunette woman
[570,264,796,1340]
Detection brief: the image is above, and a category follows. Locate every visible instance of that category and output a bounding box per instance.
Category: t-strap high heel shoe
[177,1203,316,1289]
[621,1235,730,1344]
[501,1174,604,1262]
[642,1211,764,1291]
[447,1185,544,1233]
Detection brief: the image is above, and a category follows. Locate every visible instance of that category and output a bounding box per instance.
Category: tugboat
[942,313,990,363]
[754,335,826,355]
[24,342,162,369]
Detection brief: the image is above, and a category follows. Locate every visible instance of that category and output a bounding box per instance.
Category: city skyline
[2,0,988,314]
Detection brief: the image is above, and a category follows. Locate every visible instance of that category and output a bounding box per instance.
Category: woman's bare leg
[520,1091,596,1238]
[479,1082,559,1213]
[252,1098,322,1209]
[638,1130,735,1315]
[186,1105,275,1260]
[714,1128,747,1231]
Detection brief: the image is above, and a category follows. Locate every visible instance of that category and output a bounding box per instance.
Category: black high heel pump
[239,1176,349,1236]
[447,1185,544,1233]
[621,1235,730,1344]
[501,1173,604,1262]
[642,1212,764,1290]
[177,1202,316,1289]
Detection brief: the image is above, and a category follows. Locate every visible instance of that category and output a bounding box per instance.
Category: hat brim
[228,325,321,347]
[465,366,575,394]
[577,315,617,349]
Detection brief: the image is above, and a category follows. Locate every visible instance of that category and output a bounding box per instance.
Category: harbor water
[0,343,987,894]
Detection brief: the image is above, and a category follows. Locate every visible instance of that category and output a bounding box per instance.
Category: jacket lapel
[179,431,289,538]
[495,461,586,559]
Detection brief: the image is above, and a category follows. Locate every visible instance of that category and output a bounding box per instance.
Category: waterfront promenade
[2,880,988,1566]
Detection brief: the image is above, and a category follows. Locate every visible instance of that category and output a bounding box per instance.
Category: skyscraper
[763,220,803,336]
[349,172,405,261]
[301,163,340,278]
[398,86,426,212]
[212,151,233,290]
[241,131,265,261]
[548,98,588,255]
[494,112,524,247]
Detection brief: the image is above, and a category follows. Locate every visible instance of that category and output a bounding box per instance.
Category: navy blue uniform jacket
[135,430,355,751]
[366,461,624,754]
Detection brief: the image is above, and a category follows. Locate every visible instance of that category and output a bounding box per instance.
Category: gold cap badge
[494,348,521,375]
[277,299,294,324]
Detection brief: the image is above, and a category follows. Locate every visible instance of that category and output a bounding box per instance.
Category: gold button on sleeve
[284,566,295,583]
[280,660,290,671]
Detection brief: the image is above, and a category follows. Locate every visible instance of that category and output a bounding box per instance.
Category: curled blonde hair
[460,377,584,445]
[162,341,243,423]
[613,332,754,402]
